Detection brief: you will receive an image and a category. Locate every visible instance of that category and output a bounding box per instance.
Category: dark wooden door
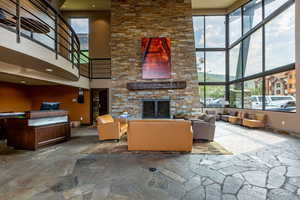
[98,89,109,116]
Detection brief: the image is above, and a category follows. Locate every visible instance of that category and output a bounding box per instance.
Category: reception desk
[0,112,25,140]
[6,110,70,150]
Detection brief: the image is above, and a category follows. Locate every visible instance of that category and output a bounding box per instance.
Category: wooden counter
[0,112,24,140]
[6,110,70,150]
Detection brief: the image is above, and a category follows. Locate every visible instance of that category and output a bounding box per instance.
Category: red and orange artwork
[141,37,171,79]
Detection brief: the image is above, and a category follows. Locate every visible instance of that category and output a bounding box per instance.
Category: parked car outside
[250,95,295,110]
[267,101,296,112]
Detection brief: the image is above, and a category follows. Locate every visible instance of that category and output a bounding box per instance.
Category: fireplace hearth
[142,100,170,119]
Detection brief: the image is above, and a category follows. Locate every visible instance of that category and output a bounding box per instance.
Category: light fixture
[92,4,95,8]
[46,68,53,72]
[20,81,26,84]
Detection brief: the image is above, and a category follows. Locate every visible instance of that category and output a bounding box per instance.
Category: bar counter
[6,110,70,150]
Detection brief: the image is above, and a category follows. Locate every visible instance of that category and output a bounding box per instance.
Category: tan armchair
[228,111,243,125]
[221,111,237,122]
[243,113,267,128]
[96,115,128,141]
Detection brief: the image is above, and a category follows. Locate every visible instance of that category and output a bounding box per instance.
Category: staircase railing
[0,0,112,80]
[0,0,81,77]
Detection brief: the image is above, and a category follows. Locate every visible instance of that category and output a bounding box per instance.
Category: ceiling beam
[192,0,251,15]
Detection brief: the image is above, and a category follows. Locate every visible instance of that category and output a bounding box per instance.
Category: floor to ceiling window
[193,16,226,108]
[193,0,296,112]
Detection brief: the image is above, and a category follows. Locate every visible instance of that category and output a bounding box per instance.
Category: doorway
[91,89,109,123]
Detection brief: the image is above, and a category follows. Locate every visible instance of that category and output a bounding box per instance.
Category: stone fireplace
[142,100,170,119]
[110,0,201,119]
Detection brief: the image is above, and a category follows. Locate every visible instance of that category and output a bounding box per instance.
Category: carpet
[81,136,232,155]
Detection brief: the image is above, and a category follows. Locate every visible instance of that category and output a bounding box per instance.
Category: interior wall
[0,83,91,124]
[62,11,111,58]
[0,82,32,112]
[30,86,91,124]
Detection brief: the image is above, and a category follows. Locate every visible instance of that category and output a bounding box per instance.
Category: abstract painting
[141,37,171,79]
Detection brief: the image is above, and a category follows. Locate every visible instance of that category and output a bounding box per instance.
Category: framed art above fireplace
[141,37,171,79]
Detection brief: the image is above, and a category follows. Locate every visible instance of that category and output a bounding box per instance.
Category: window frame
[193,15,227,108]
[193,0,296,112]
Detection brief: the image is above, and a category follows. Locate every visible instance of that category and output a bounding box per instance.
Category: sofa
[96,114,128,141]
[243,113,267,128]
[221,111,237,122]
[228,111,243,125]
[128,119,193,152]
[193,115,216,141]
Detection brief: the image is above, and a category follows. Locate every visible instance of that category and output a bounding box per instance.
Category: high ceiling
[61,0,111,11]
[60,0,241,11]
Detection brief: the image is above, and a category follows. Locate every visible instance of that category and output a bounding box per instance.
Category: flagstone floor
[1,121,300,200]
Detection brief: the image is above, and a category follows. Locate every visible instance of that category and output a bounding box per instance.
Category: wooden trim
[228,0,251,13]
[192,0,252,15]
[193,9,227,15]
[127,81,187,91]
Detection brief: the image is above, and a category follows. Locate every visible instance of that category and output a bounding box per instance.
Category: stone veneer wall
[111,0,200,118]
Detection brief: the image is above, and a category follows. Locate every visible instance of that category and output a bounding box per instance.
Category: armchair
[221,111,237,122]
[192,115,216,141]
[96,115,128,141]
[243,113,267,128]
[228,111,243,125]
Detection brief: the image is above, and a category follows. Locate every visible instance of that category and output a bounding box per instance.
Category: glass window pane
[206,51,226,82]
[265,0,289,17]
[70,18,89,51]
[230,82,243,108]
[70,18,89,34]
[205,16,226,48]
[80,51,89,64]
[265,70,296,112]
[244,78,263,109]
[230,43,243,81]
[229,83,242,108]
[78,34,89,50]
[196,51,205,82]
[229,8,242,45]
[206,86,226,108]
[243,0,262,33]
[193,16,204,48]
[265,5,295,71]
[244,28,263,77]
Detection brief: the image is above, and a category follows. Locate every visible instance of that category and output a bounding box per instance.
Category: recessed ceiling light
[46,68,53,72]
[20,81,26,84]
[92,4,95,7]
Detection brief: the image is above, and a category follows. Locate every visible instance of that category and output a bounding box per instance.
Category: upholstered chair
[243,113,267,128]
[96,114,128,141]
[228,111,244,125]
[192,115,216,141]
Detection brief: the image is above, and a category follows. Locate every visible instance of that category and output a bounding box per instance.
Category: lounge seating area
[220,110,267,128]
[95,109,267,153]
[96,114,216,152]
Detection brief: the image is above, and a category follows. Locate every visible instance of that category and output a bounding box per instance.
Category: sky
[70,18,89,34]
